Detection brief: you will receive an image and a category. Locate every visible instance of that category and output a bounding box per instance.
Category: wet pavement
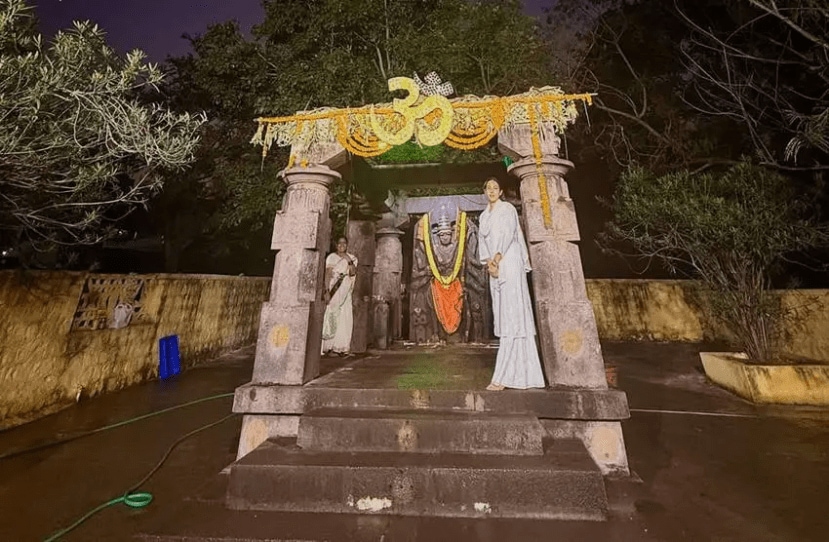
[1,342,828,541]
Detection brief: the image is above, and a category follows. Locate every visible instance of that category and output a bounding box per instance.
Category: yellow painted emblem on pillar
[561,329,584,355]
[269,325,290,348]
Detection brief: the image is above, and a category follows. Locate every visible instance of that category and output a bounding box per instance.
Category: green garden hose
[43,493,154,542]
[0,392,239,541]
[0,392,235,461]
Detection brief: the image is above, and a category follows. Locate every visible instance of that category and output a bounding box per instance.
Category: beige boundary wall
[0,271,270,429]
[586,279,829,363]
[2,275,826,429]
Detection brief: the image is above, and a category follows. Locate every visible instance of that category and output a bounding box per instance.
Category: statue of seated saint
[409,203,490,344]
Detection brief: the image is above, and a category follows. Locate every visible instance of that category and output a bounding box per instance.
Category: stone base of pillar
[372,299,391,349]
[236,414,300,460]
[252,301,324,385]
[534,300,608,389]
[541,419,629,476]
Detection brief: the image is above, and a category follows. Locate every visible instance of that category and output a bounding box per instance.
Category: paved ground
[1,342,828,541]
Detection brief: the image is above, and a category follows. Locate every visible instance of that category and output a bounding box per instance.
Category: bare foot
[486,383,505,391]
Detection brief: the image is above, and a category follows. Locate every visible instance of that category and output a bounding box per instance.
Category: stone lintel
[401,194,489,215]
[232,384,630,421]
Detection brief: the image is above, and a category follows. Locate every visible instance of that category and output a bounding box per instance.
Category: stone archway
[234,79,631,478]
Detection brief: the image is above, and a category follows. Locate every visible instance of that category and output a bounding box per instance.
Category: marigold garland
[422,211,467,287]
[251,83,594,230]
[527,103,552,229]
[251,87,593,160]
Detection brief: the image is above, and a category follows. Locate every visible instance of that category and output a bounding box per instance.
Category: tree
[602,161,828,360]
[159,0,554,273]
[678,0,829,171]
[544,0,746,174]
[0,0,204,266]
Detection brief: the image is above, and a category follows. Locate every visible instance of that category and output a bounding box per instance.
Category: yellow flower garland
[422,212,467,287]
[251,86,593,160]
[251,82,594,228]
[527,103,552,229]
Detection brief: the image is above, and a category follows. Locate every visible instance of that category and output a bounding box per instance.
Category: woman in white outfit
[479,178,545,390]
[322,237,358,356]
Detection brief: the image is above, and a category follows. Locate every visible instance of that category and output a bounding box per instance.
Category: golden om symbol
[370,77,454,147]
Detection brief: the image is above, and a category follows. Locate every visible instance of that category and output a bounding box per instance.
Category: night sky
[35,0,549,62]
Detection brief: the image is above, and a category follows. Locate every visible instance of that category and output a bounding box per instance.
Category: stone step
[297,408,545,455]
[226,438,607,520]
[235,383,630,421]
[138,500,644,542]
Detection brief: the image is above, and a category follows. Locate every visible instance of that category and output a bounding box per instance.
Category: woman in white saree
[479,178,545,390]
[322,237,358,356]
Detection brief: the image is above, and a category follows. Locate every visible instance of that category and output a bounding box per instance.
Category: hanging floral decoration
[422,211,468,287]
[251,78,593,229]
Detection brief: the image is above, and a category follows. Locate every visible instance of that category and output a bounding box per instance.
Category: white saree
[479,199,545,389]
[322,252,357,354]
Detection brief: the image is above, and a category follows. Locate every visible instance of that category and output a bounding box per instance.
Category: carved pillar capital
[497,122,561,160]
[507,156,579,243]
[507,155,574,182]
[282,164,341,189]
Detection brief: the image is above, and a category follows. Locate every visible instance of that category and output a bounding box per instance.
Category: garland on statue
[422,211,468,287]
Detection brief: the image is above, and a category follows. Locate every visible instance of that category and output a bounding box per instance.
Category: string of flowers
[526,102,552,229]
[251,85,593,229]
[252,87,592,159]
[422,212,468,287]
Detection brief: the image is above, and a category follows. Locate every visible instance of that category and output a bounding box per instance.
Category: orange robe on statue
[430,278,464,334]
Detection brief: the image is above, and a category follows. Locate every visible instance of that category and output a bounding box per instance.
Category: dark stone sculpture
[408,202,490,344]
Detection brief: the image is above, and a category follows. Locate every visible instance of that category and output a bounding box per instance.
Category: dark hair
[482,177,502,191]
[336,237,348,244]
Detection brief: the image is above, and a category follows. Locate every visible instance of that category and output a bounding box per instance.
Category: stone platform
[234,346,631,477]
[214,344,633,530]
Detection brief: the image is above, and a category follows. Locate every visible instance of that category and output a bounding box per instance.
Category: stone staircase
[225,406,608,521]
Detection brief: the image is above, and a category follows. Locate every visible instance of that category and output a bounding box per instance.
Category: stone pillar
[347,220,376,353]
[372,228,404,348]
[251,165,339,385]
[499,125,607,389]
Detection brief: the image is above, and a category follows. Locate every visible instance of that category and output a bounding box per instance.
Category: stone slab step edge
[226,440,607,521]
[297,407,545,455]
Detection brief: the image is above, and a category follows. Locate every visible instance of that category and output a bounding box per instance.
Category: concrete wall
[0,271,270,429]
[2,274,826,428]
[586,279,829,362]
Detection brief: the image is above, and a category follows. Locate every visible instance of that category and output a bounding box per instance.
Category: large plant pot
[700,352,829,406]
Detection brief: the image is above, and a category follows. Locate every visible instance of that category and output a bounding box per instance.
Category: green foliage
[0,0,204,263]
[369,141,503,165]
[603,161,828,360]
[372,141,446,165]
[160,0,553,272]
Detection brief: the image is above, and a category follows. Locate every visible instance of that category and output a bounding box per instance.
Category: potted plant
[602,160,829,404]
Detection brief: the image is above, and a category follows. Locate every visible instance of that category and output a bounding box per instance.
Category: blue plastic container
[159,335,181,379]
